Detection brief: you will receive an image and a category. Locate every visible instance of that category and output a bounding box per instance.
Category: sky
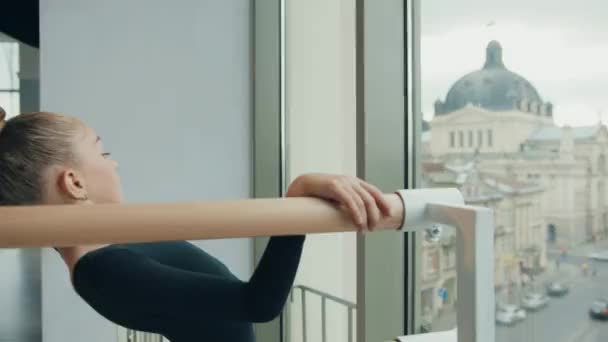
[1,2,606,126]
[421,0,608,126]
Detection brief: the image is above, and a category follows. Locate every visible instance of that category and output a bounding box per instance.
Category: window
[487,129,493,147]
[424,247,441,280]
[0,42,20,117]
[418,1,607,340]
[459,130,464,147]
[450,131,455,147]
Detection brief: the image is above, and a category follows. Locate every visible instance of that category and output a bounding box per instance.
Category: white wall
[285,0,357,341]
[40,1,252,341]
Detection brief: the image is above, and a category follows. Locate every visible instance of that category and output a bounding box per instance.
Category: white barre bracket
[393,189,495,342]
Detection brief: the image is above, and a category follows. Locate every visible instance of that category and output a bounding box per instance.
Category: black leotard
[71,235,305,342]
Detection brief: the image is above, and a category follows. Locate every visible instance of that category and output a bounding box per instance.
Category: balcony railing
[116,327,165,342]
[290,285,357,342]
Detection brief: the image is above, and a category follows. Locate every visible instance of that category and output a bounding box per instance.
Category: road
[421,242,608,340]
[496,256,608,342]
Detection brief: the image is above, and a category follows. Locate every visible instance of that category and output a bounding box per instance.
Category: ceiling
[0,0,39,47]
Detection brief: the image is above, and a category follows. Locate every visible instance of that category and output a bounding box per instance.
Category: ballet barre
[0,188,494,342]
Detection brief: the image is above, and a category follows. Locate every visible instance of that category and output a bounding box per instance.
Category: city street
[495,249,608,342]
[496,267,608,341]
[430,241,608,341]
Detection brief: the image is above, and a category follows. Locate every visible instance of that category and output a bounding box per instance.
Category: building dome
[435,41,550,116]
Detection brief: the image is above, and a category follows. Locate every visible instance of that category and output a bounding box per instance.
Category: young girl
[0,111,393,341]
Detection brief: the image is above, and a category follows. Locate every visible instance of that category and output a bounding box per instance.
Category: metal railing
[117,286,356,342]
[117,327,165,342]
[290,285,357,342]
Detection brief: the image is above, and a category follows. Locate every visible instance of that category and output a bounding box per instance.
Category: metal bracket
[394,189,495,342]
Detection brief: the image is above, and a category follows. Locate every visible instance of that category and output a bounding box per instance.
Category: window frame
[253,0,409,340]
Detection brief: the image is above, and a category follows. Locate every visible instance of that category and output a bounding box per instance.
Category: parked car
[546,282,569,297]
[588,251,608,261]
[521,293,549,311]
[496,304,526,325]
[589,299,608,320]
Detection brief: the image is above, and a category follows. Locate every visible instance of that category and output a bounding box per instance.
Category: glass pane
[285,0,357,341]
[0,92,20,117]
[418,1,608,341]
[0,41,20,117]
[0,42,38,342]
[0,42,20,90]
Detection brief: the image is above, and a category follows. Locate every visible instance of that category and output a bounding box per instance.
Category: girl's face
[70,125,123,204]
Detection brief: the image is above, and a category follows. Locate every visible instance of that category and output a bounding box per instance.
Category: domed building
[427,40,559,157]
[420,40,608,315]
[434,41,551,116]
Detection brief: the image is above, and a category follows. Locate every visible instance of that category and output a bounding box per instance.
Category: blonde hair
[0,112,82,205]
